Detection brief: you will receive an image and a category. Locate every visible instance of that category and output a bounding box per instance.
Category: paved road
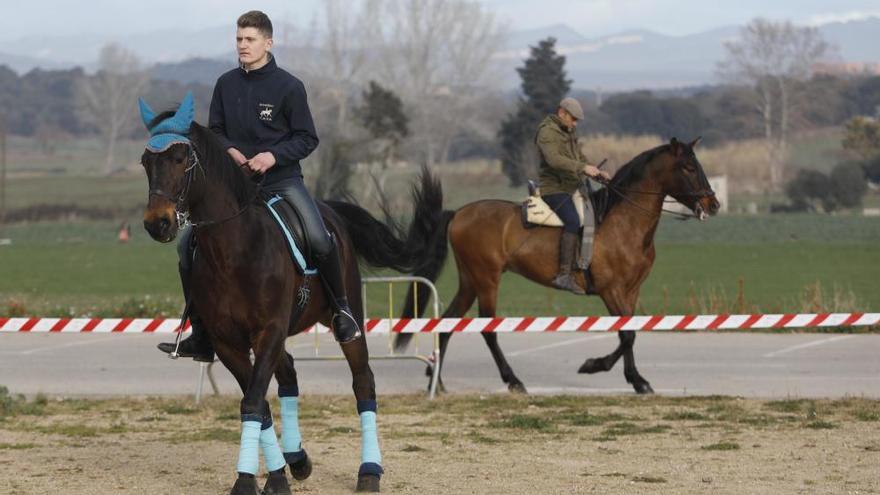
[1,332,877,398]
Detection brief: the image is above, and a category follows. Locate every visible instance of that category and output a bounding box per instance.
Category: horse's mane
[593,143,670,218]
[148,110,255,206]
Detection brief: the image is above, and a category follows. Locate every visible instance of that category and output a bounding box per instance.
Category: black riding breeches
[542,193,580,234]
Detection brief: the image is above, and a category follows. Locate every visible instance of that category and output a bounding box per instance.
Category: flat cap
[559,97,584,120]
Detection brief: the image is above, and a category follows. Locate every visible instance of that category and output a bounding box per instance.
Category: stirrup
[331,309,362,344]
[552,274,585,295]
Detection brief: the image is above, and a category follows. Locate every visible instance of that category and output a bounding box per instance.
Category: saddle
[260,191,318,276]
[521,180,606,228]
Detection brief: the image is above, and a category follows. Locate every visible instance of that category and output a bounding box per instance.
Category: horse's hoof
[578,358,602,374]
[508,381,528,394]
[634,382,655,395]
[356,474,381,492]
[261,471,292,495]
[229,476,259,495]
[289,451,312,481]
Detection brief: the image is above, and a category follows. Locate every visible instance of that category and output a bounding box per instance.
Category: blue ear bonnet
[139,91,195,152]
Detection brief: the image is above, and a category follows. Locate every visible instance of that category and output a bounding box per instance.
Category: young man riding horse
[157,10,360,361]
[537,97,611,294]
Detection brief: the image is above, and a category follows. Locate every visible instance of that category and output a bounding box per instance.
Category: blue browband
[138,91,195,152]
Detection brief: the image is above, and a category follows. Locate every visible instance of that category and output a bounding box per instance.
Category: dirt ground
[0,393,878,495]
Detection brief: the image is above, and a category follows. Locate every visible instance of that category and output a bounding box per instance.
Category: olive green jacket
[536,115,589,195]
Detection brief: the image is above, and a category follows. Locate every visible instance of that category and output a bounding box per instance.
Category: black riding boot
[318,235,362,344]
[157,263,215,362]
[552,231,586,295]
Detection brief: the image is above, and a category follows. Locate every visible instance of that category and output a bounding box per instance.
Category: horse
[139,94,443,494]
[394,137,720,395]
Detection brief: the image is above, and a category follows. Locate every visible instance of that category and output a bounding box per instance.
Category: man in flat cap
[536,97,610,294]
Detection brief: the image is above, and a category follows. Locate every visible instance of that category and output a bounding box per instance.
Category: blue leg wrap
[280,395,303,457]
[359,409,383,476]
[260,418,287,473]
[236,420,262,475]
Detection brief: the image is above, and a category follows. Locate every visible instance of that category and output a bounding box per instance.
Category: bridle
[601,152,715,221]
[147,144,259,229]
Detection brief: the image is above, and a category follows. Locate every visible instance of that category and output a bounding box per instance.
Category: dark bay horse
[140,97,442,494]
[395,137,720,394]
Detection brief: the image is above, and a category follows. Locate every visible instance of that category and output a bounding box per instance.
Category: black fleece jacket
[208,55,319,184]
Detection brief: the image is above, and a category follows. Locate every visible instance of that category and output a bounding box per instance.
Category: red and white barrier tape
[1,313,878,334]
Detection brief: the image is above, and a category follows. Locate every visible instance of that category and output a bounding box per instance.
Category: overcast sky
[2,0,879,40]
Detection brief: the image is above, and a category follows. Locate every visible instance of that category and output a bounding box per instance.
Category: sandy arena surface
[0,393,878,494]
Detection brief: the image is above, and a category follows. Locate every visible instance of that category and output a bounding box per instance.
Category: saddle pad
[264,195,317,276]
[524,190,587,227]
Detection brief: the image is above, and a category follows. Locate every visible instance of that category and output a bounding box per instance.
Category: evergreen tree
[498,38,571,186]
[356,81,409,162]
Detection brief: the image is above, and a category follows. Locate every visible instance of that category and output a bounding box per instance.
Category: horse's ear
[669,137,682,157]
[138,97,156,130]
[174,91,196,127]
[689,136,702,149]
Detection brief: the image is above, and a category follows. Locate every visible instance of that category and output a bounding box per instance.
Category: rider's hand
[583,165,611,183]
[227,148,248,167]
[247,152,277,174]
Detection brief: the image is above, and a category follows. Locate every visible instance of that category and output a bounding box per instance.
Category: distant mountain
[0,51,73,74]
[499,18,880,90]
[150,57,231,86]
[3,17,878,91]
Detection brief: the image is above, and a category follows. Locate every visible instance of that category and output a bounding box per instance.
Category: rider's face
[557,108,578,129]
[237,27,273,69]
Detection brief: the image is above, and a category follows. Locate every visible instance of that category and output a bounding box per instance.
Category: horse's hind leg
[426,281,477,392]
[274,351,312,481]
[339,336,383,492]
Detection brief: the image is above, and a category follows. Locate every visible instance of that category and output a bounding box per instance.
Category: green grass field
[1,215,877,318]
[1,132,877,319]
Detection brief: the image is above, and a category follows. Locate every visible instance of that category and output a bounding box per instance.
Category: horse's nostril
[159,217,171,231]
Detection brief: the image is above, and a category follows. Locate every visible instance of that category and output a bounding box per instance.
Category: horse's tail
[325,166,446,274]
[392,208,455,353]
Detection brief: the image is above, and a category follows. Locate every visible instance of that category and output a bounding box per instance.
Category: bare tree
[718,19,830,189]
[376,0,506,165]
[78,44,150,174]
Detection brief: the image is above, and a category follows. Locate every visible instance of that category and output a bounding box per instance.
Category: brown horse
[395,137,720,394]
[140,99,442,493]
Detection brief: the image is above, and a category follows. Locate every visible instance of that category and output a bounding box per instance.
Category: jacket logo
[259,104,274,121]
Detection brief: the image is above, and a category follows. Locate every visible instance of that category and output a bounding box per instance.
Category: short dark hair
[237,10,273,38]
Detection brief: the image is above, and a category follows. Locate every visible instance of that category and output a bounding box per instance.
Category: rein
[149,145,262,230]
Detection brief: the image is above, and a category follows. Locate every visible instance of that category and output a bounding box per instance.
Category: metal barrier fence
[295,276,442,399]
[185,276,442,401]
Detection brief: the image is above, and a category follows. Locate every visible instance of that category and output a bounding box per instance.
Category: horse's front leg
[578,288,653,394]
[340,336,383,493]
[619,330,653,394]
[231,325,290,495]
